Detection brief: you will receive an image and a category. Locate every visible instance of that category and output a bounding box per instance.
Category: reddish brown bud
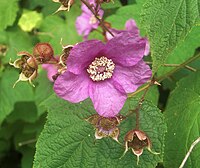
[33,43,54,63]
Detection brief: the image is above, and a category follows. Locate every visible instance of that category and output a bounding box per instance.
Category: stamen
[89,15,97,24]
[87,56,115,81]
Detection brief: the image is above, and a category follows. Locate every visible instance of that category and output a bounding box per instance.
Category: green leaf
[6,102,38,123]
[0,68,34,125]
[164,71,200,168]
[0,0,19,30]
[18,10,43,32]
[34,94,166,168]
[142,0,200,73]
[157,24,200,77]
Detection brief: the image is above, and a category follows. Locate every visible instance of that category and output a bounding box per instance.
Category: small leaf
[164,71,200,168]
[33,94,166,168]
[142,0,200,73]
[18,10,43,32]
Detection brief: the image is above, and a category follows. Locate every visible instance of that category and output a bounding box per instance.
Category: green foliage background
[0,0,199,168]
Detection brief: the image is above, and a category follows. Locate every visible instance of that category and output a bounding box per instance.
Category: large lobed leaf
[142,0,200,73]
[164,71,200,168]
[33,94,166,168]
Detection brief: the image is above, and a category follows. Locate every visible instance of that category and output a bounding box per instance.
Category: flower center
[87,56,115,82]
[89,15,97,24]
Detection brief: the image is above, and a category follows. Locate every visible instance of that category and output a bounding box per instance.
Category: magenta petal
[125,19,140,36]
[54,71,90,103]
[105,29,125,41]
[112,60,152,93]
[76,13,92,37]
[67,40,105,74]
[125,19,150,56]
[89,80,127,117]
[103,32,146,66]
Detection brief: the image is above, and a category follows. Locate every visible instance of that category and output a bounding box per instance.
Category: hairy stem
[80,0,114,37]
[158,52,200,81]
[179,137,200,168]
[146,62,197,72]
[127,78,155,129]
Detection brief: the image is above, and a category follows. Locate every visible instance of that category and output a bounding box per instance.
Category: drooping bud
[51,44,73,80]
[33,43,54,63]
[59,44,73,66]
[122,129,159,165]
[53,0,74,13]
[9,52,38,87]
[86,114,125,142]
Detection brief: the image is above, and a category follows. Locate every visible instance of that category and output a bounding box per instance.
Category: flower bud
[33,43,54,63]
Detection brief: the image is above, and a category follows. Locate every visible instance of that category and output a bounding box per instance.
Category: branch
[80,0,114,37]
[158,52,200,81]
[127,78,156,128]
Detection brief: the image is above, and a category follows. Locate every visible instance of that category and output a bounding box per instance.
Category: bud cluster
[10,42,73,87]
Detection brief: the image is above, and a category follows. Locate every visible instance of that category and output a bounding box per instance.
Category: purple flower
[54,32,152,117]
[106,19,150,56]
[76,0,104,40]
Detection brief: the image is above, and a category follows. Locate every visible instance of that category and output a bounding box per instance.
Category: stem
[94,0,100,15]
[127,78,155,129]
[146,62,197,72]
[179,137,200,168]
[158,52,200,81]
[80,0,114,37]
[18,139,37,146]
[135,80,154,129]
